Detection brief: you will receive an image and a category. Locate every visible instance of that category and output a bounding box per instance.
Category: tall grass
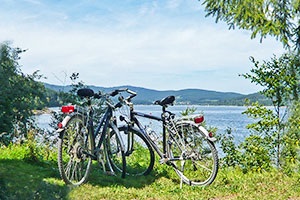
[0,139,299,200]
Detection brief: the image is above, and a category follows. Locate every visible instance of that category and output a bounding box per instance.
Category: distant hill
[43,83,270,105]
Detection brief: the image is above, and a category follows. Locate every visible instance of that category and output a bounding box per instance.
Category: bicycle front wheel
[105,127,126,178]
[107,125,154,176]
[57,114,93,186]
[167,121,218,186]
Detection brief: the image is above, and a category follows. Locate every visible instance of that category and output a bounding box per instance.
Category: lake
[36,105,256,145]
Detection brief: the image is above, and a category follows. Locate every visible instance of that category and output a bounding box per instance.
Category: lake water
[36,105,256,145]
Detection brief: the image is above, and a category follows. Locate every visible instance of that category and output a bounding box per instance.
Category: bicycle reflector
[58,122,63,128]
[194,116,204,123]
[61,106,74,113]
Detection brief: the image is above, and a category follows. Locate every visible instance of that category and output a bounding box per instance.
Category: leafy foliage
[0,42,45,142]
[218,128,241,167]
[202,0,300,50]
[240,53,300,168]
[239,135,272,172]
[218,128,271,172]
[202,0,300,172]
[281,101,300,174]
[242,53,300,104]
[179,106,197,116]
[219,53,300,171]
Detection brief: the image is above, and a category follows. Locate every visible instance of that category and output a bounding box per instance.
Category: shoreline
[32,108,53,115]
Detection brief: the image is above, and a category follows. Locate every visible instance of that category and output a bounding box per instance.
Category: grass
[0,144,300,200]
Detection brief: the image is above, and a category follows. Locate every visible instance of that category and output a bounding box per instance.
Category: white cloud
[0,0,285,93]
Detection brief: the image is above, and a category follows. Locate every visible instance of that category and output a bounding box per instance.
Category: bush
[219,128,272,172]
[217,128,241,167]
[0,128,58,165]
[239,135,272,172]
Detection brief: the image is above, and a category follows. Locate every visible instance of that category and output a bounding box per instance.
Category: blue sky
[0,0,284,94]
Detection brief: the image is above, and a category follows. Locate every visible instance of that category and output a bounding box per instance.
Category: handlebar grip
[127,89,136,95]
[110,90,119,97]
[110,88,137,97]
[94,93,101,99]
[114,102,122,109]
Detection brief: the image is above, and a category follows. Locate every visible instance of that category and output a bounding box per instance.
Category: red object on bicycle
[61,106,75,113]
[194,116,204,123]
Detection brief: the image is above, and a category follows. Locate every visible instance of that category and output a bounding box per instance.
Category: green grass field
[0,145,299,200]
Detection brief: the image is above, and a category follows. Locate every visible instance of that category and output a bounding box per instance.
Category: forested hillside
[44,83,270,106]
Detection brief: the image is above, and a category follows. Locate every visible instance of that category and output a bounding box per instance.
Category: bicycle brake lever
[119,115,131,125]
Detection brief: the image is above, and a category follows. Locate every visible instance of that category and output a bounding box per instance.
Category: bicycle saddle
[154,96,175,106]
[77,88,94,98]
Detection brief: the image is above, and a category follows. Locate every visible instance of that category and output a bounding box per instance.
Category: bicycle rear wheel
[167,121,218,186]
[107,125,154,176]
[57,114,93,186]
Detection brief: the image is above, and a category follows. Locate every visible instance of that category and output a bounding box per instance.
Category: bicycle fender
[176,121,217,142]
[56,115,71,138]
[198,126,217,142]
[110,123,125,152]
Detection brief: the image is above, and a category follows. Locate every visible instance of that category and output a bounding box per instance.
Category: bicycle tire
[167,121,218,186]
[107,125,155,176]
[105,126,126,178]
[57,114,93,186]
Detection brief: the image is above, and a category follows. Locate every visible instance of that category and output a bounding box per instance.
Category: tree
[0,42,45,139]
[201,0,300,50]
[241,53,299,168]
[281,101,300,173]
[201,0,300,170]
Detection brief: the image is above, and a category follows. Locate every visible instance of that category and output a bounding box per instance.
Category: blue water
[36,105,256,145]
[134,105,255,143]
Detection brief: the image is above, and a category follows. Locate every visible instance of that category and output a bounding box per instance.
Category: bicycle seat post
[87,98,91,106]
[161,105,167,155]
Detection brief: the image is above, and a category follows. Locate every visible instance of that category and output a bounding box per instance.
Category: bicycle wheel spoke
[107,126,152,177]
[193,161,213,172]
[65,159,73,180]
[78,161,83,180]
[167,122,218,186]
[58,115,93,186]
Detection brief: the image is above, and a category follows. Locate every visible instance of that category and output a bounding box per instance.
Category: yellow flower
[257,167,261,172]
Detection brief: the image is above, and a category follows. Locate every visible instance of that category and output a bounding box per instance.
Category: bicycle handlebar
[76,88,135,109]
[109,88,136,97]
[95,88,137,109]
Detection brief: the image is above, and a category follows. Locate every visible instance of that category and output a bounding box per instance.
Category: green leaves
[281,101,300,173]
[218,128,241,168]
[202,0,300,50]
[218,128,272,172]
[0,42,45,136]
[242,53,300,105]
[238,52,300,168]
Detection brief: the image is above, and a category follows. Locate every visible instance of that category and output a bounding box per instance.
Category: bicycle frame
[85,105,125,159]
[129,106,174,159]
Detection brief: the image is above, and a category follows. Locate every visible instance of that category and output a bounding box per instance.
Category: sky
[0,0,285,94]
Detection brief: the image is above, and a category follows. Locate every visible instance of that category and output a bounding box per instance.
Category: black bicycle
[56,88,134,185]
[110,90,219,186]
